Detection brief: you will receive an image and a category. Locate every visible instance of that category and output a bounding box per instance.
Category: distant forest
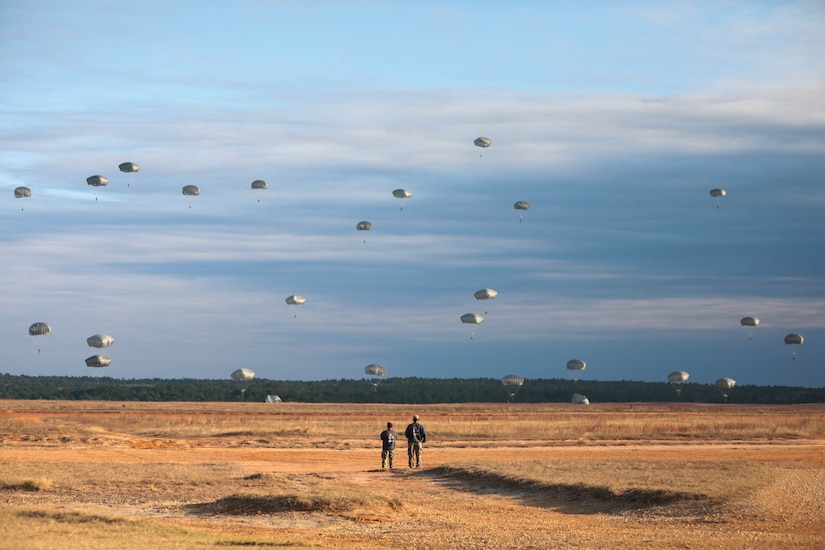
[0,374,822,404]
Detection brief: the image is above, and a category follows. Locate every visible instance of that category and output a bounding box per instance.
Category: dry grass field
[0,400,823,549]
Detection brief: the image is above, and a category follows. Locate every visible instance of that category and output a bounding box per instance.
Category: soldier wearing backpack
[404,414,427,468]
[380,421,396,470]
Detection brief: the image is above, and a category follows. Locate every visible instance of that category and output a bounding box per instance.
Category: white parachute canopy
[118,162,139,173]
[667,370,689,383]
[85,355,111,368]
[14,187,31,199]
[265,395,282,403]
[28,322,51,353]
[715,377,736,390]
[566,359,586,371]
[251,180,268,190]
[364,364,386,377]
[501,374,524,387]
[740,316,760,327]
[86,175,109,187]
[87,333,115,349]
[392,188,411,199]
[182,184,200,196]
[356,220,372,231]
[474,288,498,300]
[460,313,484,325]
[285,295,306,305]
[572,393,590,405]
[513,201,530,222]
[784,333,804,345]
[231,368,255,381]
[474,137,492,148]
[28,322,51,336]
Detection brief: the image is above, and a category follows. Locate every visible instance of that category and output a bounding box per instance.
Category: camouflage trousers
[407,441,422,468]
[381,448,395,469]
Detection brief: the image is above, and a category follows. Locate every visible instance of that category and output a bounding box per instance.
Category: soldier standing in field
[380,422,396,470]
[404,414,427,468]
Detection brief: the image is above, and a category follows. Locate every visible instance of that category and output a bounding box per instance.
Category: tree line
[0,374,822,404]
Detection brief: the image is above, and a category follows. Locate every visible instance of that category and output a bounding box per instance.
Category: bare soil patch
[1,401,823,549]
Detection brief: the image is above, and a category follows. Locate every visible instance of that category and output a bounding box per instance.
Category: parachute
[474,288,498,300]
[364,364,386,377]
[460,313,484,325]
[86,175,109,187]
[14,187,31,210]
[285,295,306,305]
[356,220,372,243]
[265,394,282,403]
[285,294,305,317]
[715,377,736,402]
[29,323,52,353]
[231,368,255,381]
[86,333,115,348]
[251,180,267,203]
[513,201,530,222]
[474,288,497,314]
[118,162,139,187]
[182,185,199,209]
[474,137,492,148]
[29,322,51,336]
[501,374,524,402]
[85,355,112,368]
[572,393,590,405]
[87,175,108,201]
[29,322,51,352]
[740,316,760,341]
[460,312,484,341]
[566,359,586,382]
[364,363,386,391]
[709,188,726,208]
[667,370,689,396]
[785,333,804,360]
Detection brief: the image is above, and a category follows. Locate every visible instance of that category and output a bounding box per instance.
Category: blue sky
[1,1,824,387]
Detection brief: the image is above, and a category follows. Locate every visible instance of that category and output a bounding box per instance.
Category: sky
[1,1,824,387]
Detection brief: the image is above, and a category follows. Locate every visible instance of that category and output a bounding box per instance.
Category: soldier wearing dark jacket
[404,415,427,468]
[380,422,396,470]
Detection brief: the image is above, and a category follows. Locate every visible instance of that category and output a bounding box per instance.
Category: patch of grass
[20,477,54,492]
[429,459,775,511]
[190,472,401,516]
[0,506,321,550]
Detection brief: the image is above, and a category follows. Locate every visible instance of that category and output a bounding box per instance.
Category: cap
[413,415,419,421]
[387,422,393,428]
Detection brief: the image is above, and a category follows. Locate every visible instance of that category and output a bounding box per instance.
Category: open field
[1,400,823,549]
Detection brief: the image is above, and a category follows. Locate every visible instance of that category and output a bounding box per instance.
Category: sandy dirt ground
[1,401,823,549]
